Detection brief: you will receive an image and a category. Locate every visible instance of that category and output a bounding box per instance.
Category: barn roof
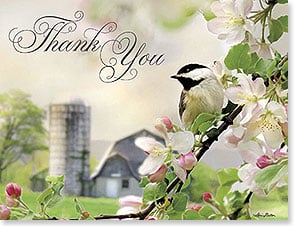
[90,129,165,180]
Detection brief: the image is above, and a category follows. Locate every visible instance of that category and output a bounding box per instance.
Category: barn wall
[99,156,134,177]
[91,177,143,198]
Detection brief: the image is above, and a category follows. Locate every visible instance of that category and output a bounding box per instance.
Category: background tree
[0,89,47,182]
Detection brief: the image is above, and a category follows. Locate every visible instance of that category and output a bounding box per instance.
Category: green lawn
[0,154,288,220]
[0,184,120,219]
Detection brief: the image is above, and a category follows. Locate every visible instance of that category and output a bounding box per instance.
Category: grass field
[0,184,120,219]
[0,152,288,220]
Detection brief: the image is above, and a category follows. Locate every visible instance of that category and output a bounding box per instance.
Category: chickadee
[171,63,224,128]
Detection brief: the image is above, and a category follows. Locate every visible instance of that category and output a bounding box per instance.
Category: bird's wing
[179,91,186,119]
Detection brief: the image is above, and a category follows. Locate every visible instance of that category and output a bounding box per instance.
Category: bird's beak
[171,75,178,80]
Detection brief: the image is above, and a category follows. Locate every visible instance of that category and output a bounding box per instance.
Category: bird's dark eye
[177,63,207,75]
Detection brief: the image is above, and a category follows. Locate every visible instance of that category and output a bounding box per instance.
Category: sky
[0,0,288,169]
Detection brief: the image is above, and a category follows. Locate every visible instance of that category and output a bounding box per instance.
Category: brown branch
[94,104,244,220]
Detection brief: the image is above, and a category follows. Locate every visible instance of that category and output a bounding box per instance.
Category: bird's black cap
[171,63,207,90]
[176,63,207,75]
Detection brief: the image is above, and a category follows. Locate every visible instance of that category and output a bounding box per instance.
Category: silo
[49,99,90,195]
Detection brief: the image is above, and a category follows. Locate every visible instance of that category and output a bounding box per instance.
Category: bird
[171,63,224,128]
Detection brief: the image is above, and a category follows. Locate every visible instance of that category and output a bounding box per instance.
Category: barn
[89,129,164,198]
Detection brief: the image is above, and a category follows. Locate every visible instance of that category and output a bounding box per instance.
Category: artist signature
[254,212,276,218]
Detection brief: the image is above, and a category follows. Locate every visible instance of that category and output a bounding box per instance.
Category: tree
[0,89,47,182]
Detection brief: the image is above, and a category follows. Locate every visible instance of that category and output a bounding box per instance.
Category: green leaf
[254,58,274,77]
[190,112,216,133]
[172,193,188,212]
[216,186,231,203]
[281,60,288,73]
[166,209,184,220]
[143,181,167,203]
[217,168,239,186]
[45,194,63,208]
[255,160,288,194]
[216,168,239,202]
[224,43,251,72]
[266,60,277,77]
[183,210,204,220]
[278,0,288,4]
[46,175,64,184]
[198,205,216,218]
[37,188,53,205]
[268,19,284,43]
[199,121,213,133]
[246,52,259,74]
[138,176,149,188]
[277,15,288,32]
[74,198,83,214]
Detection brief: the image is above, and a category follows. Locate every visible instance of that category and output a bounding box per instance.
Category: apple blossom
[155,116,173,142]
[135,137,168,175]
[178,152,197,170]
[237,140,264,165]
[225,73,266,123]
[0,205,10,220]
[119,195,142,208]
[6,183,22,199]
[171,156,187,182]
[246,101,287,149]
[116,195,142,216]
[238,164,266,196]
[256,155,272,169]
[147,164,168,183]
[135,131,194,176]
[6,196,19,207]
[187,203,202,212]
[155,116,173,133]
[207,0,254,44]
[222,116,246,148]
[203,192,213,203]
[145,216,157,220]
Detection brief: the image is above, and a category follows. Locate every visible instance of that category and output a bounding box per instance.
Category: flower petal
[135,137,164,153]
[236,0,253,17]
[225,86,243,104]
[252,78,266,97]
[267,101,287,122]
[138,154,167,175]
[262,121,284,149]
[169,131,194,153]
[172,157,187,182]
[238,140,264,165]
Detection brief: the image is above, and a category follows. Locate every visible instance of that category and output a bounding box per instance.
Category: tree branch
[94,104,244,220]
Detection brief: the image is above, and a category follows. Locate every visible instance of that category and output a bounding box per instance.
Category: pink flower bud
[203,192,213,203]
[155,116,173,133]
[5,183,22,199]
[119,195,142,208]
[187,203,202,212]
[81,211,90,219]
[256,155,272,169]
[178,152,197,170]
[147,165,167,183]
[145,216,157,220]
[6,196,19,207]
[0,205,10,220]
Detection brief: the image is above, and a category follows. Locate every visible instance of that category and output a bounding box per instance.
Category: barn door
[106,178,119,198]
